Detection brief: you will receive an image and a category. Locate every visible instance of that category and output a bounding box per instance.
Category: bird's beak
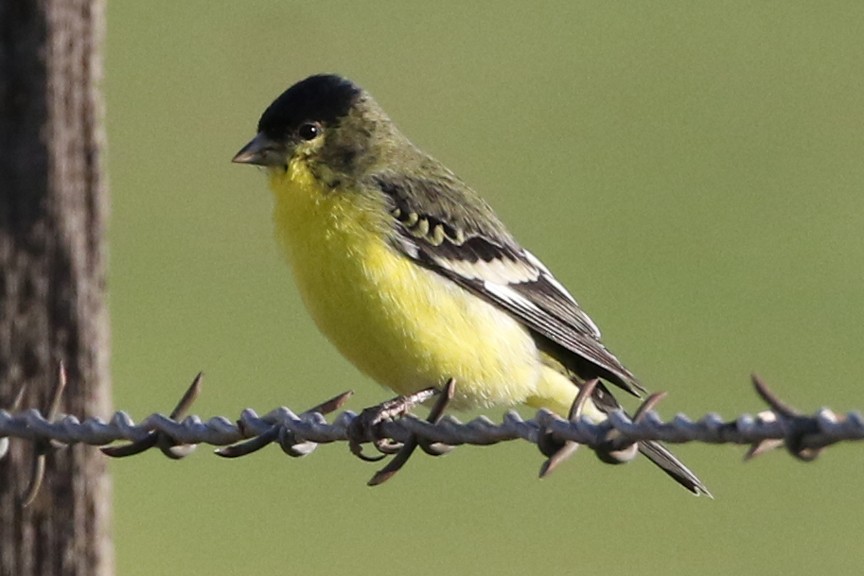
[232,132,284,166]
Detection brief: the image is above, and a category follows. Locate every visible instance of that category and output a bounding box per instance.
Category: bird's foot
[347,387,438,461]
[347,379,456,485]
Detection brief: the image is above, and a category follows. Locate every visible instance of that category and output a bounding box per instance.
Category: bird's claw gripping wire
[346,386,438,463]
[343,380,456,486]
[102,372,204,460]
[367,379,456,486]
[216,390,353,458]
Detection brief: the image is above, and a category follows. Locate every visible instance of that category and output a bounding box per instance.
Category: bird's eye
[298,122,321,141]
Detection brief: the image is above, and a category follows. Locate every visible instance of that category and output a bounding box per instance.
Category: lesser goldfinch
[233,74,708,495]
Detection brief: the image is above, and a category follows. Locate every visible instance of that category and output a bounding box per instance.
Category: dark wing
[371,171,645,397]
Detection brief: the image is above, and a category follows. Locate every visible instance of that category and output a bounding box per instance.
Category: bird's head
[233,74,400,181]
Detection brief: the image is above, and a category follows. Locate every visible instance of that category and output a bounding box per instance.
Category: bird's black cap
[257,74,362,139]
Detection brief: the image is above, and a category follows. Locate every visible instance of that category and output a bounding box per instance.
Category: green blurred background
[105,2,864,575]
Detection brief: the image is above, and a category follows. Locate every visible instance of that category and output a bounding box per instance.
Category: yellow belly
[268,162,543,410]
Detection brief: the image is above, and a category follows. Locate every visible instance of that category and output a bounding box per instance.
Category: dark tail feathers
[638,440,712,497]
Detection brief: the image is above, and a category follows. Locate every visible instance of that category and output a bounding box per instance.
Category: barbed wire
[1,367,863,503]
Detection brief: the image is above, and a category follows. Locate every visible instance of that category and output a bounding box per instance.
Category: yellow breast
[267,160,541,409]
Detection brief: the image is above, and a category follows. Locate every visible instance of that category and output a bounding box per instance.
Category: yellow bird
[233,74,708,495]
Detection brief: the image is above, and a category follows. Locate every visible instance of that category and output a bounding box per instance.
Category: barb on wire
[1,371,863,501]
[20,363,68,507]
[101,372,203,459]
[538,377,600,477]
[215,389,354,458]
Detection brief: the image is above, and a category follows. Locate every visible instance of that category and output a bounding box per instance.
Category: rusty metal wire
[2,368,863,503]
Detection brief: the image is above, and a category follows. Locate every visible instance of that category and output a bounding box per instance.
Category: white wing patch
[429,246,603,343]
[482,280,546,315]
[431,253,539,285]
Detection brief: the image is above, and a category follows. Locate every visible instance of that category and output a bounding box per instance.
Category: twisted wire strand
[1,370,862,502]
[1,374,861,458]
[2,398,861,453]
